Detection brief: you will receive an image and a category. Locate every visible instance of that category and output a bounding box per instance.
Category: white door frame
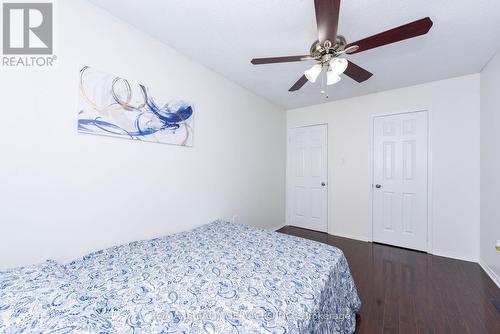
[286,123,329,232]
[368,110,433,253]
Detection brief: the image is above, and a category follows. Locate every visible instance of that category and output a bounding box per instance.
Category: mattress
[0,221,361,333]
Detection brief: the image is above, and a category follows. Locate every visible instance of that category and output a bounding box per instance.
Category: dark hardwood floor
[277,226,500,334]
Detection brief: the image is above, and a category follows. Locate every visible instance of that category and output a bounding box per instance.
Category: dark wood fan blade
[289,75,309,92]
[344,61,373,83]
[346,17,433,55]
[251,55,312,65]
[314,0,341,45]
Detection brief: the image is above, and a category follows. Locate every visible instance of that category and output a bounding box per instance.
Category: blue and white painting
[78,66,194,146]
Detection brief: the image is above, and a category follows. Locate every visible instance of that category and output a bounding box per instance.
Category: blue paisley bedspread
[0,221,361,333]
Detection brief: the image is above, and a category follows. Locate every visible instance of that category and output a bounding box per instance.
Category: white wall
[480,50,500,285]
[0,0,286,269]
[287,74,481,262]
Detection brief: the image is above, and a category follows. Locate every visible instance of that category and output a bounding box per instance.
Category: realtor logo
[2,2,55,67]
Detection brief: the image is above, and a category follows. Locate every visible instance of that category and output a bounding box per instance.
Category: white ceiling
[88,0,500,109]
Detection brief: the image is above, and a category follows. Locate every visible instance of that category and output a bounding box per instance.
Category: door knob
[321,182,326,187]
[375,184,382,189]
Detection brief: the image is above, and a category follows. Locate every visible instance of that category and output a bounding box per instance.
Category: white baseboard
[328,232,371,243]
[479,260,500,288]
[431,249,478,263]
[268,223,286,231]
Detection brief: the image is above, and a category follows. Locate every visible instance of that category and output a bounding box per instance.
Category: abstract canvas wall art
[78,66,194,146]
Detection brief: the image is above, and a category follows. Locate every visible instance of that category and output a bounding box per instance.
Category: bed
[0,221,361,333]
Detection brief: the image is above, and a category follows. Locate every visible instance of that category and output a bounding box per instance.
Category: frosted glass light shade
[329,58,348,75]
[327,71,342,85]
[304,64,322,83]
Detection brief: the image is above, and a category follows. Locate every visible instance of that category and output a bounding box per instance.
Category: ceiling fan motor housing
[310,35,347,60]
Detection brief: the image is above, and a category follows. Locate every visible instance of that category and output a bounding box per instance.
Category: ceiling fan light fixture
[327,70,342,86]
[329,57,348,75]
[250,0,433,93]
[304,64,323,83]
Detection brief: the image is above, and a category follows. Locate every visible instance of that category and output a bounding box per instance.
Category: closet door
[373,111,428,251]
[288,124,328,232]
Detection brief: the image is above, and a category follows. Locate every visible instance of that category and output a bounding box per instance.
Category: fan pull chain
[320,66,329,99]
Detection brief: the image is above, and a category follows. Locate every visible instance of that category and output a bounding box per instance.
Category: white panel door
[289,125,328,232]
[373,112,428,251]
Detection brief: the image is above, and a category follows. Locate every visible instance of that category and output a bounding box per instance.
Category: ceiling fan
[250,0,433,93]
